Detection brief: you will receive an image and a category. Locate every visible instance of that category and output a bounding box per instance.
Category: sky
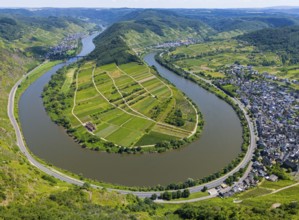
[1,0,299,9]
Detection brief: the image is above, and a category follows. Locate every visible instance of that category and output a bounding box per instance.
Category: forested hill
[0,14,93,131]
[0,15,94,61]
[88,9,214,66]
[0,15,85,41]
[199,16,298,33]
[238,26,299,64]
[120,9,211,34]
[87,23,142,66]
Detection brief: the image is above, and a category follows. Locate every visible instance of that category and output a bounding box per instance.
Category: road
[154,71,257,204]
[7,60,256,201]
[183,72,257,191]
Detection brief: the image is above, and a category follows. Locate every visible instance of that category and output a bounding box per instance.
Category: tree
[161,191,172,201]
[176,190,182,199]
[182,189,190,198]
[185,178,196,187]
[172,191,178,199]
[81,182,91,190]
[150,194,157,200]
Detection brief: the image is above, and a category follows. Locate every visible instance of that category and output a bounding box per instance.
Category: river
[19,34,242,187]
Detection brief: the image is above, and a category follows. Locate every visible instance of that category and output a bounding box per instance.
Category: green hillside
[88,24,141,66]
[0,15,96,60]
[180,10,299,39]
[238,25,299,64]
[0,14,142,219]
[88,10,214,66]
[1,9,299,220]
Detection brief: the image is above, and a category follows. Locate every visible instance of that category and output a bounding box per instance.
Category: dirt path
[72,68,85,126]
[265,182,299,196]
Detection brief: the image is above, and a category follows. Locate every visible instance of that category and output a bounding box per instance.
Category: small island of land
[43,61,202,153]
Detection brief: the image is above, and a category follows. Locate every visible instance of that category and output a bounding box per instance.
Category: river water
[19,34,242,186]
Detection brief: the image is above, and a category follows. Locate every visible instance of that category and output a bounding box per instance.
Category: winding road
[8,54,256,202]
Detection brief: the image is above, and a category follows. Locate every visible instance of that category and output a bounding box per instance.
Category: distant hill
[191,15,298,33]
[0,17,22,40]
[3,8,299,40]
[88,9,214,66]
[238,25,299,64]
[0,14,93,61]
[87,24,141,66]
[88,9,299,66]
[0,14,93,105]
[121,9,210,33]
[172,9,299,38]
[0,15,86,41]
[0,8,137,25]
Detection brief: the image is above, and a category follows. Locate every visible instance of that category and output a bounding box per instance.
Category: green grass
[155,182,299,219]
[135,131,178,146]
[237,188,273,200]
[172,191,209,201]
[106,127,143,146]
[221,84,238,97]
[61,68,75,93]
[97,124,119,138]
[122,117,154,132]
[260,179,297,190]
[107,113,133,126]
[152,123,190,138]
[15,61,62,118]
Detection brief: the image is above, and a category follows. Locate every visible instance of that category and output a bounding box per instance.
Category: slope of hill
[174,9,299,39]
[0,15,87,41]
[87,23,141,66]
[238,26,299,64]
[0,14,95,60]
[88,9,214,66]
[0,15,94,114]
[0,15,94,129]
[0,14,133,217]
[200,16,298,32]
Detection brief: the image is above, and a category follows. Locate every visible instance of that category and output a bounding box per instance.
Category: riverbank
[15,33,248,196]
[9,51,255,200]
[152,52,256,190]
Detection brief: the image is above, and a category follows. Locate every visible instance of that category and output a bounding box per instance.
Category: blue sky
[1,0,299,8]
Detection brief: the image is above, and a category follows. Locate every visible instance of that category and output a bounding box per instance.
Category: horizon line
[0,5,299,10]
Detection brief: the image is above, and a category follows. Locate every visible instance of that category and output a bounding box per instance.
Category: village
[46,32,85,59]
[209,64,299,197]
[153,38,201,49]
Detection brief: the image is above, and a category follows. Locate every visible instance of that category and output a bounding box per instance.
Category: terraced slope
[58,62,199,149]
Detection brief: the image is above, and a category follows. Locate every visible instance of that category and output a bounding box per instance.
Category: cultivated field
[168,39,299,82]
[66,62,198,147]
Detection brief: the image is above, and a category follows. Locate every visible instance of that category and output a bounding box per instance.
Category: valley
[0,6,299,220]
